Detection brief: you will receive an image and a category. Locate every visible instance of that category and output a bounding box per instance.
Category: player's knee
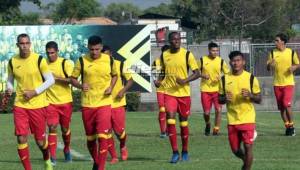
[167,118,176,125]
[180,121,188,127]
[118,130,126,139]
[61,127,70,134]
[204,112,210,116]
[159,106,166,113]
[86,134,97,141]
[17,135,28,144]
[49,124,58,133]
[36,139,47,149]
[167,112,176,119]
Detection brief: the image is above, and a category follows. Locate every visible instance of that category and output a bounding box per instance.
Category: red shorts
[46,103,73,128]
[13,106,47,141]
[82,105,112,136]
[111,106,126,134]
[274,85,294,110]
[201,92,221,113]
[228,123,256,152]
[164,94,191,118]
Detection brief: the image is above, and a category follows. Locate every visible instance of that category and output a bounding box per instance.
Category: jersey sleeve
[252,77,261,94]
[40,58,51,74]
[188,52,199,71]
[222,61,230,74]
[71,59,81,78]
[65,60,74,77]
[293,51,300,64]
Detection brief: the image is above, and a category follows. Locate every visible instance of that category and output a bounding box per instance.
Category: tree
[143,3,175,16]
[104,3,142,23]
[48,0,103,24]
[0,0,41,25]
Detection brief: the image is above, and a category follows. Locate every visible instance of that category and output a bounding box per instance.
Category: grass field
[0,111,300,170]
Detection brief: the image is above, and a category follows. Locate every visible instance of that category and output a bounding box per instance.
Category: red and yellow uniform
[46,57,74,159]
[267,48,299,110]
[152,58,166,134]
[161,47,198,153]
[9,52,50,140]
[198,55,229,113]
[72,53,117,166]
[219,70,260,152]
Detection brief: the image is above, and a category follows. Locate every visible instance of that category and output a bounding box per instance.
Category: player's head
[88,35,103,59]
[101,45,112,57]
[46,41,59,62]
[161,45,170,52]
[275,33,288,49]
[168,32,181,50]
[229,51,245,73]
[16,33,31,56]
[208,42,219,58]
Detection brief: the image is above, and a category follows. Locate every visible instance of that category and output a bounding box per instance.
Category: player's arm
[266,52,275,71]
[104,60,118,95]
[289,52,300,73]
[241,77,262,104]
[70,59,89,91]
[117,72,134,98]
[55,60,74,84]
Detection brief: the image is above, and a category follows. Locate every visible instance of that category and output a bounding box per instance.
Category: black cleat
[290,127,296,136]
[204,124,211,136]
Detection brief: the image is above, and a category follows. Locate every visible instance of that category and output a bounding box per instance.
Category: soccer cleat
[204,124,211,136]
[50,157,56,166]
[110,157,119,164]
[285,127,290,136]
[170,152,180,163]
[290,127,296,136]
[160,132,167,138]
[64,151,72,163]
[44,159,53,170]
[181,151,189,161]
[121,147,128,161]
[212,127,220,136]
[92,163,98,170]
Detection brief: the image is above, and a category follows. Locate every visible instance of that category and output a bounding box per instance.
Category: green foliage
[125,92,141,111]
[49,0,103,24]
[104,3,142,23]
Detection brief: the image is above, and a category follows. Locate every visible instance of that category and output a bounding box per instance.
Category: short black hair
[229,51,244,60]
[45,41,58,51]
[276,33,288,44]
[208,42,218,50]
[88,35,102,45]
[161,45,170,52]
[101,45,111,53]
[17,33,30,43]
[168,31,180,40]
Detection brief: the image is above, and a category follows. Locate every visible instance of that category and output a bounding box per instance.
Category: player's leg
[165,94,179,163]
[95,105,112,170]
[157,92,167,137]
[240,124,256,170]
[108,108,118,164]
[13,107,32,170]
[59,103,73,161]
[242,144,253,170]
[82,107,98,168]
[228,125,244,160]
[46,105,59,165]
[213,92,222,135]
[29,107,52,170]
[283,86,295,136]
[201,92,212,136]
[274,86,289,134]
[178,96,191,161]
[111,106,127,161]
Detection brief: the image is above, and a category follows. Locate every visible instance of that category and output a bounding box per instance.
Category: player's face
[275,37,284,49]
[46,48,58,62]
[209,47,219,58]
[230,55,245,72]
[88,44,102,59]
[17,37,31,55]
[169,33,181,49]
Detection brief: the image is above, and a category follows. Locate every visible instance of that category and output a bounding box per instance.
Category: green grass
[0,111,300,170]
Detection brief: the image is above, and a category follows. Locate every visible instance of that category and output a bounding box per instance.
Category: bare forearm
[122,79,134,92]
[70,77,82,89]
[55,77,71,84]
[185,69,200,83]
[250,93,262,104]
[110,75,117,89]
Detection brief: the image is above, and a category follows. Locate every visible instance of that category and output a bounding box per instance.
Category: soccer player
[45,41,74,165]
[199,42,229,136]
[158,32,200,163]
[102,45,133,164]
[6,33,55,170]
[152,45,169,138]
[219,51,261,170]
[267,33,300,136]
[70,36,117,170]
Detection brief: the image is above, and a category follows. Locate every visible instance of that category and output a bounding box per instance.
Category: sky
[20,0,171,13]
